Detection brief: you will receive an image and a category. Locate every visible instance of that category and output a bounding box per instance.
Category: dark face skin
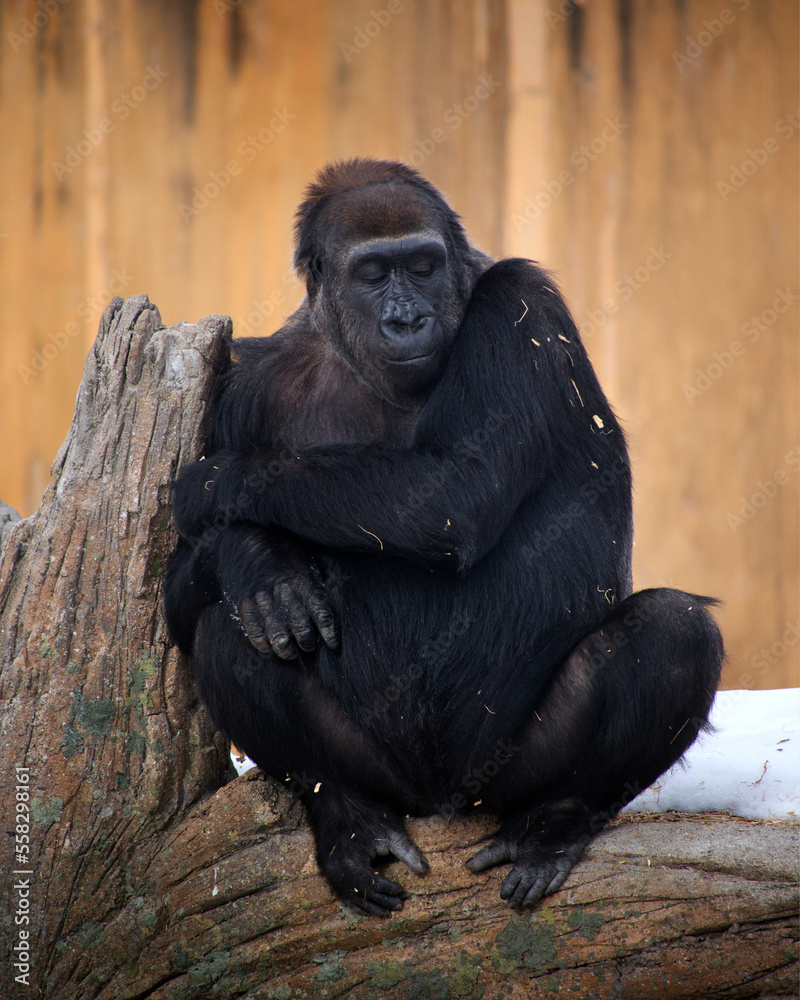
[332,233,461,407]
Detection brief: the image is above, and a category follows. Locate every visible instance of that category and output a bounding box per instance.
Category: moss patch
[494,913,558,972]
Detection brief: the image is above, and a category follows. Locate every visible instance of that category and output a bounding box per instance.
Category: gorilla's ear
[306,255,323,298]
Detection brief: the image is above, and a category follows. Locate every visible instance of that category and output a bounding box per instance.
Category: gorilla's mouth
[387,353,434,365]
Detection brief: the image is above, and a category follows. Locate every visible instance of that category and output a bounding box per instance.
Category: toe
[386,831,429,874]
[466,838,517,873]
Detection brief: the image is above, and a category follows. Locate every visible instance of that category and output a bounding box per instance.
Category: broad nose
[380,298,435,340]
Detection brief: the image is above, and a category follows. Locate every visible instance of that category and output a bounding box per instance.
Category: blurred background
[0,0,796,689]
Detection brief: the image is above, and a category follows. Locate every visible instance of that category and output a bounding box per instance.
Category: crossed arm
[167,260,599,658]
[171,261,577,571]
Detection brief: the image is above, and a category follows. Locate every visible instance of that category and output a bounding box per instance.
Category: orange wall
[0,0,797,688]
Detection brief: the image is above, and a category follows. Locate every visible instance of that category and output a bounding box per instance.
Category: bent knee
[613,588,724,682]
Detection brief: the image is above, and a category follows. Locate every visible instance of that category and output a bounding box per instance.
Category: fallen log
[0,296,796,1000]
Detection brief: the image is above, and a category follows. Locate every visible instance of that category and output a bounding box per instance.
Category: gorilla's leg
[192,603,428,915]
[469,588,724,907]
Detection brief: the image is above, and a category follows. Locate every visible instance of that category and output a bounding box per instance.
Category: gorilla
[165,158,723,916]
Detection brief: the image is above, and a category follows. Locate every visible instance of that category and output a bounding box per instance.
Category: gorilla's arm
[172,261,624,571]
[163,523,338,660]
[164,334,341,659]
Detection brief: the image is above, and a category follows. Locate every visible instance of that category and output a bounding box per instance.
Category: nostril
[412,315,431,333]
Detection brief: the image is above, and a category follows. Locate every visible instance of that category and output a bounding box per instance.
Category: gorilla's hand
[215,524,339,660]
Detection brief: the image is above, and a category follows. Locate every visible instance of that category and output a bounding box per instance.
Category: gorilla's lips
[380,322,444,370]
[385,352,434,364]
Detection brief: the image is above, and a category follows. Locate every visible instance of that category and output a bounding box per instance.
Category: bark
[0,296,797,1000]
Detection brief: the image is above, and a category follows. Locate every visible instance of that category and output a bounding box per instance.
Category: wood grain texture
[0,297,231,998]
[0,296,796,1000]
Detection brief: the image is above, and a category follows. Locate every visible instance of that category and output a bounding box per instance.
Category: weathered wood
[0,297,797,1000]
[0,295,231,999]
[0,501,20,548]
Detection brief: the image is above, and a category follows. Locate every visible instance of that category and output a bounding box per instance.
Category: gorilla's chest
[272,346,422,451]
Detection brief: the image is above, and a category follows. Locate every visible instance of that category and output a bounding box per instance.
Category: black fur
[165,158,724,915]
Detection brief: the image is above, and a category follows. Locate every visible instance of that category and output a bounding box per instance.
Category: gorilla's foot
[309,790,429,916]
[466,799,591,908]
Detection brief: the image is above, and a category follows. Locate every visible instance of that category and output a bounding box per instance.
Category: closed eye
[357,265,388,285]
[408,260,436,278]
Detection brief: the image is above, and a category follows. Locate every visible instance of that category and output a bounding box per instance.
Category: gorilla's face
[300,182,472,409]
[330,233,463,404]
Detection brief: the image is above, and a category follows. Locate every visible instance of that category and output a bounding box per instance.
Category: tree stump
[0,296,797,1000]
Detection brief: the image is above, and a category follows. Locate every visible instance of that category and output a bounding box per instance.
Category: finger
[268,630,299,660]
[543,859,573,897]
[498,868,525,903]
[465,838,516,873]
[294,577,340,650]
[308,596,339,650]
[362,873,404,910]
[385,831,429,874]
[348,892,401,917]
[276,582,318,653]
[237,596,272,654]
[503,866,549,908]
[256,591,298,660]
